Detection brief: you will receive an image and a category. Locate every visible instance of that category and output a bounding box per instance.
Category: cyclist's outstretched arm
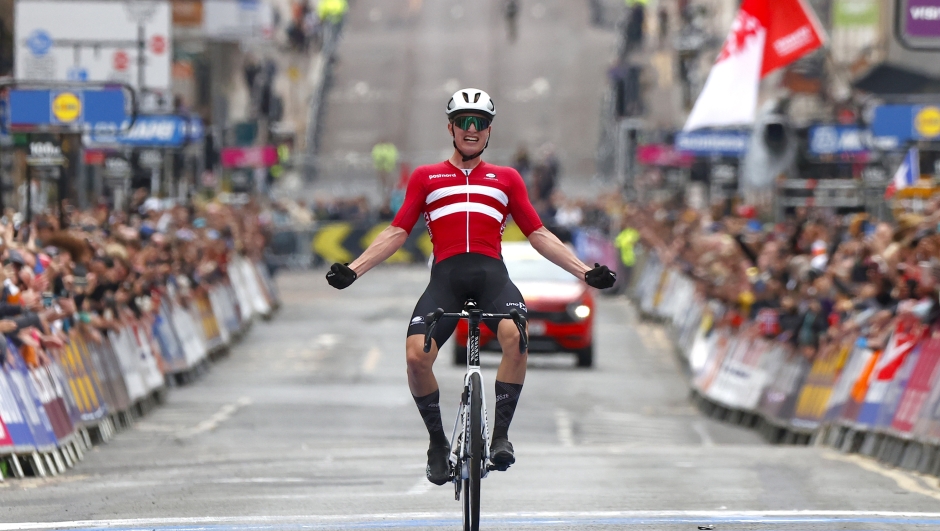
[527,227,591,279]
[348,226,408,277]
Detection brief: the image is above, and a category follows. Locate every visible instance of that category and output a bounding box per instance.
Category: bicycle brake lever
[508,309,528,354]
[423,308,445,353]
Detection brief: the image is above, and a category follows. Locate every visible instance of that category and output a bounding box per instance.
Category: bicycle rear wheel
[462,372,483,531]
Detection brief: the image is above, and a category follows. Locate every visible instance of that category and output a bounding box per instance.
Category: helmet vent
[473,93,481,103]
[462,92,470,103]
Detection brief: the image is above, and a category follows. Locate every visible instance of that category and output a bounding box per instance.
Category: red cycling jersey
[391,160,543,263]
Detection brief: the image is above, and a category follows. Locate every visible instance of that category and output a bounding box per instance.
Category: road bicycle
[423,299,528,531]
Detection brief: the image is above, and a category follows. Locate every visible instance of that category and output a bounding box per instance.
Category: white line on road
[692,420,715,447]
[405,477,432,495]
[176,397,253,439]
[8,510,940,530]
[361,347,382,374]
[555,408,574,447]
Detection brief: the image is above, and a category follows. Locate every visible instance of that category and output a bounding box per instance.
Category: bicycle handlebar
[422,307,528,354]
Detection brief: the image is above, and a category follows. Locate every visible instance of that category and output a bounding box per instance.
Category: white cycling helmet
[445,88,496,119]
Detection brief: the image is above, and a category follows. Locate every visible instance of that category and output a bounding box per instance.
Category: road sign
[150,35,166,55]
[113,50,129,72]
[7,88,127,133]
[14,0,171,90]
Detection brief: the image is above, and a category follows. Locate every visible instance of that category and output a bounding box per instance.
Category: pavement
[283,0,622,202]
[3,267,940,530]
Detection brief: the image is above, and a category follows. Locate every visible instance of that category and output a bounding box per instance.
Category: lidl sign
[871,104,940,148]
[7,88,126,132]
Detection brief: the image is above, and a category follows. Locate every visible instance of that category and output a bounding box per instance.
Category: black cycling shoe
[426,443,452,485]
[489,437,515,471]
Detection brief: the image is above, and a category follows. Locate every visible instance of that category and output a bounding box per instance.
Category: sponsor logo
[485,172,497,179]
[505,301,527,312]
[411,316,424,324]
[772,25,813,57]
[496,394,510,402]
[428,173,457,179]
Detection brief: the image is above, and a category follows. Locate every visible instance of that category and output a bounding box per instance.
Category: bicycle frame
[449,306,492,494]
[421,302,527,500]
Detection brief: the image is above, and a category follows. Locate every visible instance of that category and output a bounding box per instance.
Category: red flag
[761,0,827,77]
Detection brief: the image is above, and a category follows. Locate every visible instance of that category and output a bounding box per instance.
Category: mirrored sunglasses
[452,115,491,131]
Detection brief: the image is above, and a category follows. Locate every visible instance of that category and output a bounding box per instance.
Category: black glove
[584,263,616,289]
[326,263,357,290]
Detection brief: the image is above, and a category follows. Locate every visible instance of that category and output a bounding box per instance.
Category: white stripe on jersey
[428,202,504,223]
[425,185,509,206]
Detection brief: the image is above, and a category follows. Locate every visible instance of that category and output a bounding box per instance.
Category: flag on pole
[683,0,826,131]
[885,147,920,199]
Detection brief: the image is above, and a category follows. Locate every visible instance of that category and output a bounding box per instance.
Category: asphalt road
[3,267,940,530]
[304,0,620,201]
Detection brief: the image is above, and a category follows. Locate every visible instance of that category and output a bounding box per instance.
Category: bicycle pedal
[486,463,511,472]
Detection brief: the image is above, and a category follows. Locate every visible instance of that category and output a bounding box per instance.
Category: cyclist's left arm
[528,228,591,279]
[505,170,590,279]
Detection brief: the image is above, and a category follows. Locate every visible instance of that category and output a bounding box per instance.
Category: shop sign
[637,144,694,167]
[808,125,870,155]
[899,0,940,49]
[103,155,131,180]
[221,145,277,168]
[675,130,750,156]
[26,140,65,166]
[7,89,126,132]
[86,115,204,147]
[138,149,163,169]
[871,104,940,147]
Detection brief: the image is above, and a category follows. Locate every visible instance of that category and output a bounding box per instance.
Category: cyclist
[326,88,617,485]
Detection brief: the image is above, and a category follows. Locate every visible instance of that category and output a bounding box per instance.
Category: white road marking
[361,347,382,374]
[824,450,940,501]
[6,511,940,530]
[555,408,574,447]
[176,397,252,439]
[405,477,432,495]
[692,421,715,447]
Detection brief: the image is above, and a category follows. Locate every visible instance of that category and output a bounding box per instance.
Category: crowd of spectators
[629,200,940,360]
[0,190,271,368]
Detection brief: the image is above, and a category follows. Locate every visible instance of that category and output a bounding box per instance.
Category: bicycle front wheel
[463,371,483,531]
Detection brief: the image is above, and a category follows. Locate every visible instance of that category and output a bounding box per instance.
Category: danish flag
[684,0,826,131]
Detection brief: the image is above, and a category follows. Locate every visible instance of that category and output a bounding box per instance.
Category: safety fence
[631,248,940,477]
[0,256,280,480]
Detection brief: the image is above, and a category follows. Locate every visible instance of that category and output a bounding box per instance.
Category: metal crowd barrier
[630,247,940,475]
[0,259,280,479]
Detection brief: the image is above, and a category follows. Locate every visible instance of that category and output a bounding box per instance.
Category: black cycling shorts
[407,253,527,348]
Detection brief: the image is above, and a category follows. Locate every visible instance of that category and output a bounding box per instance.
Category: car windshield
[504,255,577,283]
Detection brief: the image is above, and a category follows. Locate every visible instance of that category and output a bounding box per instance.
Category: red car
[453,242,595,367]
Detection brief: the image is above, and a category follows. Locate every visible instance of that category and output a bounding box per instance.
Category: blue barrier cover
[0,370,37,451]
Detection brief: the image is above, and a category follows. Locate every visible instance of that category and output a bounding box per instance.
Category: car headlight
[567,302,591,320]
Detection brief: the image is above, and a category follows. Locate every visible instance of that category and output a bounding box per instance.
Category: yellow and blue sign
[871,104,940,147]
[51,91,82,124]
[7,88,126,132]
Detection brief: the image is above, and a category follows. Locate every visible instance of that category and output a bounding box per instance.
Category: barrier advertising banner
[0,370,35,449]
[793,341,853,427]
[857,321,925,426]
[895,335,940,436]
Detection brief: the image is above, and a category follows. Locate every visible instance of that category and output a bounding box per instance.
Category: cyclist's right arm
[348,171,425,277]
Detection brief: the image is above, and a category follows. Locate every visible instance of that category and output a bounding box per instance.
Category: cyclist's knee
[497,324,523,356]
[406,336,435,374]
